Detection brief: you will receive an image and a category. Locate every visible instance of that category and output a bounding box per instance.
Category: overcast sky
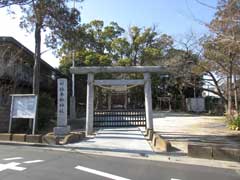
[0,0,217,68]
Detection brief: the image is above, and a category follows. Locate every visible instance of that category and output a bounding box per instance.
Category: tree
[111,37,131,62]
[0,0,81,95]
[160,48,201,110]
[200,0,240,115]
[148,30,205,110]
[59,21,204,110]
[128,26,173,66]
[59,21,175,70]
[59,20,126,69]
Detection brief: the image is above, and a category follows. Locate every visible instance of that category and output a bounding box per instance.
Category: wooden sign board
[9,94,38,135]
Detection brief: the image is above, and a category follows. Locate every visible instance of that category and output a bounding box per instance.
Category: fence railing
[94,109,146,127]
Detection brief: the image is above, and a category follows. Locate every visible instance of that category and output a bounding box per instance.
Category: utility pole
[72,0,76,99]
[70,0,76,120]
[72,52,75,98]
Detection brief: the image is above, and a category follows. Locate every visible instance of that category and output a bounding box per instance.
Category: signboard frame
[8,94,38,135]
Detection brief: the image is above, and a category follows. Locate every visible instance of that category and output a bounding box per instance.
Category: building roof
[0,36,63,77]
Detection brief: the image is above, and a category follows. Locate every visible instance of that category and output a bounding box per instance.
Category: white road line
[171,178,182,180]
[0,162,26,171]
[75,165,132,180]
[3,157,23,161]
[23,160,44,164]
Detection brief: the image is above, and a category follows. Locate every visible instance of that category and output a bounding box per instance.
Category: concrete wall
[186,98,205,112]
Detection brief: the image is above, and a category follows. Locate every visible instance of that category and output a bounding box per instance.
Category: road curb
[188,143,240,162]
[0,132,85,145]
[0,133,12,141]
[26,134,43,143]
[151,133,171,152]
[143,129,172,152]
[144,129,153,140]
[12,134,26,142]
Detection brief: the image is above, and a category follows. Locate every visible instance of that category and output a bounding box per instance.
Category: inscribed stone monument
[54,78,70,136]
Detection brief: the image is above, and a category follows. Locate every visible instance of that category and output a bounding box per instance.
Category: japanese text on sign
[57,79,67,125]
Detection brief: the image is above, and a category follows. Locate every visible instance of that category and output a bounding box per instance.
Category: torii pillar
[144,73,153,130]
[86,73,94,136]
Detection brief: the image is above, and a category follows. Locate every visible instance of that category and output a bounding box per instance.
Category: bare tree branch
[195,0,216,10]
[206,70,226,100]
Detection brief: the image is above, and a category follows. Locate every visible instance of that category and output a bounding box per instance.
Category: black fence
[94,110,146,127]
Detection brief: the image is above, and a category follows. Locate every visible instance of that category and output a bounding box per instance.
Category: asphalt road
[0,145,239,180]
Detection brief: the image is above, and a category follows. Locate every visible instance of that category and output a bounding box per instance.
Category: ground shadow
[67,146,188,157]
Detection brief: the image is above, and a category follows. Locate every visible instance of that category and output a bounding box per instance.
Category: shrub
[37,92,56,131]
[228,116,240,131]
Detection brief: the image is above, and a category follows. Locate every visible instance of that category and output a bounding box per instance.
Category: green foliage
[117,58,132,66]
[59,56,72,75]
[37,92,56,130]
[128,26,173,65]
[58,20,202,110]
[228,116,240,131]
[59,20,175,74]
[84,53,112,66]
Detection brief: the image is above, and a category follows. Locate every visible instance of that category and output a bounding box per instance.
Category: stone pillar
[124,93,128,110]
[70,96,76,120]
[86,73,94,136]
[54,78,70,136]
[70,67,76,120]
[108,92,112,111]
[169,98,172,111]
[144,73,153,130]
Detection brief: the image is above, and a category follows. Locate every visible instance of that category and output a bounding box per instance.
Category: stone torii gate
[70,66,167,135]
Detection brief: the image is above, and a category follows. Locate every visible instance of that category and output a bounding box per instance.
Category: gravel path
[152,111,240,153]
